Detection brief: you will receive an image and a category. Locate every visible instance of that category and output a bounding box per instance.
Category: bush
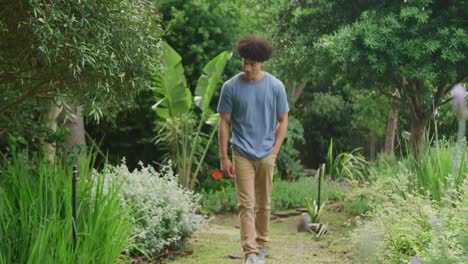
[350,191,436,263]
[276,116,308,180]
[343,175,404,217]
[103,161,207,255]
[349,169,467,263]
[426,178,468,263]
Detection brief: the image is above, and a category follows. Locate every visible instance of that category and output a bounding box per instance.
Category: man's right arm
[219,113,235,178]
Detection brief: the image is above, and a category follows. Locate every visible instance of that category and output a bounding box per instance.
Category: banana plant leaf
[152,41,192,119]
[194,51,232,117]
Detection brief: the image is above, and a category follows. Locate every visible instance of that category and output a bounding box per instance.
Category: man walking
[217,35,289,264]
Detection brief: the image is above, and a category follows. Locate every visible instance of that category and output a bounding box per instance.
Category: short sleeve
[217,82,232,114]
[276,82,289,115]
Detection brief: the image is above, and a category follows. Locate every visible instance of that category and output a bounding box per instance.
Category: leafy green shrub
[0,153,132,263]
[344,156,416,217]
[349,170,467,263]
[426,178,468,264]
[350,191,436,263]
[276,116,308,180]
[103,161,207,255]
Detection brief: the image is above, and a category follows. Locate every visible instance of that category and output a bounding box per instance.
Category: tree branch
[84,131,107,161]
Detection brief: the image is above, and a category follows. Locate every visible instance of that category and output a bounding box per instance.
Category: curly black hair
[237,35,273,62]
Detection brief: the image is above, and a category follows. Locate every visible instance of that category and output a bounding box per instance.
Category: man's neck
[244,71,264,82]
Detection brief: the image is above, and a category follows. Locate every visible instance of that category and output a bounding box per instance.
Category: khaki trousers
[233,149,276,257]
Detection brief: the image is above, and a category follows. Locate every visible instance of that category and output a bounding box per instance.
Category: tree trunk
[403,80,431,157]
[384,100,399,154]
[58,104,87,162]
[409,113,430,157]
[43,102,63,162]
[286,81,307,109]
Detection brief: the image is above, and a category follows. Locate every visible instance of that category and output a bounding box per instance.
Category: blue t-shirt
[217,72,289,160]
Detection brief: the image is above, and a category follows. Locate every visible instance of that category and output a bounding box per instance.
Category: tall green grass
[409,140,467,202]
[0,152,133,263]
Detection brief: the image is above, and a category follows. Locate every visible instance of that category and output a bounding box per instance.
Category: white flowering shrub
[102,160,207,254]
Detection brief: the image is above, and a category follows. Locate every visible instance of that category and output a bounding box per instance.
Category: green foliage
[304,197,326,223]
[0,151,132,263]
[410,140,452,201]
[153,42,192,119]
[344,194,371,216]
[201,185,238,214]
[350,188,466,264]
[326,139,368,182]
[315,0,468,154]
[368,153,410,182]
[351,191,435,263]
[266,0,468,156]
[350,89,391,138]
[401,138,468,202]
[276,115,307,180]
[349,149,467,263]
[299,92,353,167]
[85,89,163,170]
[153,42,231,189]
[1,0,163,121]
[157,0,245,88]
[427,179,468,263]
[201,177,347,214]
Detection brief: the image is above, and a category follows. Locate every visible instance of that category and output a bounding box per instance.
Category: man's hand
[272,148,279,156]
[221,158,235,178]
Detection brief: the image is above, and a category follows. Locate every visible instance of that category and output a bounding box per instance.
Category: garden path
[167,203,355,264]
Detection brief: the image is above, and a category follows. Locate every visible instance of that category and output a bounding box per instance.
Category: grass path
[167,203,355,264]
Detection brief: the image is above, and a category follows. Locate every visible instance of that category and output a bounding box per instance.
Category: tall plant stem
[186,113,206,189]
[190,121,219,190]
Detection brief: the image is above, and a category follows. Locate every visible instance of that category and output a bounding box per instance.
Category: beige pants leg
[233,150,276,257]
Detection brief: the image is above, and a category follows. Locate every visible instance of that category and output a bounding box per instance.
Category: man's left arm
[272,112,288,155]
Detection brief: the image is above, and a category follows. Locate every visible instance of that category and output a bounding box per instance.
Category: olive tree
[0,0,163,159]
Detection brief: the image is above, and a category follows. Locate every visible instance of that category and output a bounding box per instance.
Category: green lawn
[167,202,355,264]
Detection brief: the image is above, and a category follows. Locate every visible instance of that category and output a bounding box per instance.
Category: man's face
[242,58,263,81]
